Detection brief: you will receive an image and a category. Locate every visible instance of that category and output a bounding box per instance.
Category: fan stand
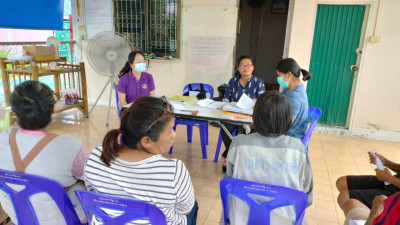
[85,32,132,127]
[87,75,117,127]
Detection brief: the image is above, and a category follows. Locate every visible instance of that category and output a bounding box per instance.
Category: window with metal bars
[113,0,180,59]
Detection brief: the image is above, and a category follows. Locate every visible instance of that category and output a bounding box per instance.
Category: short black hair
[10,80,55,130]
[253,91,292,137]
[237,55,253,66]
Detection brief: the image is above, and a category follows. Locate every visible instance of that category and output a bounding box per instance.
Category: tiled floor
[43,106,400,225]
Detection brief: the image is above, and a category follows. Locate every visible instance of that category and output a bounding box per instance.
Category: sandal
[0,217,10,225]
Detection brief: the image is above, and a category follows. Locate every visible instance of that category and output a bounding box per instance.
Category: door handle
[350,65,359,71]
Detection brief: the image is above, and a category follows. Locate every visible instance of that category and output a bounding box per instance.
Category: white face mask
[134,63,146,73]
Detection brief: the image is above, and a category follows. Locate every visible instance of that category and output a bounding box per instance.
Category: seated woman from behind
[0,80,88,224]
[84,96,198,225]
[225,91,313,225]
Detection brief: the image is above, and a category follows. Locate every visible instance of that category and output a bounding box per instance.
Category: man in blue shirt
[220,55,265,172]
[223,75,265,102]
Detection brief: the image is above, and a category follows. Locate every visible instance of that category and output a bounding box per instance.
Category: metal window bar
[149,0,180,57]
[113,0,145,51]
[113,0,180,58]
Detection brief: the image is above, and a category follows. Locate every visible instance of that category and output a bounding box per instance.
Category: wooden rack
[0,58,88,117]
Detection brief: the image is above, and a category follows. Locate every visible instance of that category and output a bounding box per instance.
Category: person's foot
[222,157,227,173]
[222,163,226,173]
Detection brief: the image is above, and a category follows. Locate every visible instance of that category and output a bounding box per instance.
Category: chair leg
[205,124,209,145]
[199,124,207,159]
[187,125,193,143]
[214,128,222,162]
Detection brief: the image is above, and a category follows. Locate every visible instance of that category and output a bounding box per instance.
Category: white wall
[80,0,238,107]
[288,0,400,141]
[79,0,400,141]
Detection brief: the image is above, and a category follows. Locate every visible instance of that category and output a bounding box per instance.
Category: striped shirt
[84,146,195,225]
[223,75,265,102]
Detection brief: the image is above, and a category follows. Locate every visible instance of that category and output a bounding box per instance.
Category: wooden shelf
[54,101,86,114]
[0,58,89,122]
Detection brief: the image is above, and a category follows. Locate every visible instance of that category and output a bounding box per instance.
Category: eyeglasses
[144,96,172,132]
[238,64,254,68]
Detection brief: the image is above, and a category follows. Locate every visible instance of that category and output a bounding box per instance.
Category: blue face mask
[277,76,289,88]
[134,63,147,73]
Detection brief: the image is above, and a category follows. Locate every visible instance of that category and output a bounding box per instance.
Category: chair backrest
[183,83,214,99]
[301,107,322,152]
[115,84,121,119]
[0,169,82,225]
[220,178,308,225]
[74,190,167,225]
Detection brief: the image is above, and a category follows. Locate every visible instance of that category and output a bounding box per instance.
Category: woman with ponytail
[84,96,198,225]
[116,51,155,106]
[276,58,312,140]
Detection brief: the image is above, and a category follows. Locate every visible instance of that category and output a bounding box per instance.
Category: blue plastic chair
[74,190,167,225]
[301,107,322,152]
[0,169,83,225]
[115,84,121,119]
[220,178,308,225]
[169,83,214,159]
[213,128,237,162]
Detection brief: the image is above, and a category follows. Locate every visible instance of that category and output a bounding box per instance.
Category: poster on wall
[186,36,235,91]
[84,0,113,39]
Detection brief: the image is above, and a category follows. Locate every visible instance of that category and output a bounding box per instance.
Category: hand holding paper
[237,94,255,111]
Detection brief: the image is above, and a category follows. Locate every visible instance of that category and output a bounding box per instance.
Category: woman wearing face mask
[117,51,155,106]
[276,58,312,140]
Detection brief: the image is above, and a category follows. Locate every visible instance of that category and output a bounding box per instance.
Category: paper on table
[197,99,214,107]
[169,101,185,112]
[237,94,255,111]
[348,220,366,225]
[222,105,253,115]
[206,101,227,109]
[189,91,200,97]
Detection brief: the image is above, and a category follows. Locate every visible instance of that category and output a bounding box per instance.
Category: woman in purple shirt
[117,51,155,106]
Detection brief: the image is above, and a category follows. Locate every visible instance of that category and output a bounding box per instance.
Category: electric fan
[86,31,132,126]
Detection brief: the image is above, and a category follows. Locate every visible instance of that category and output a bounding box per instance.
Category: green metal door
[307,5,366,126]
